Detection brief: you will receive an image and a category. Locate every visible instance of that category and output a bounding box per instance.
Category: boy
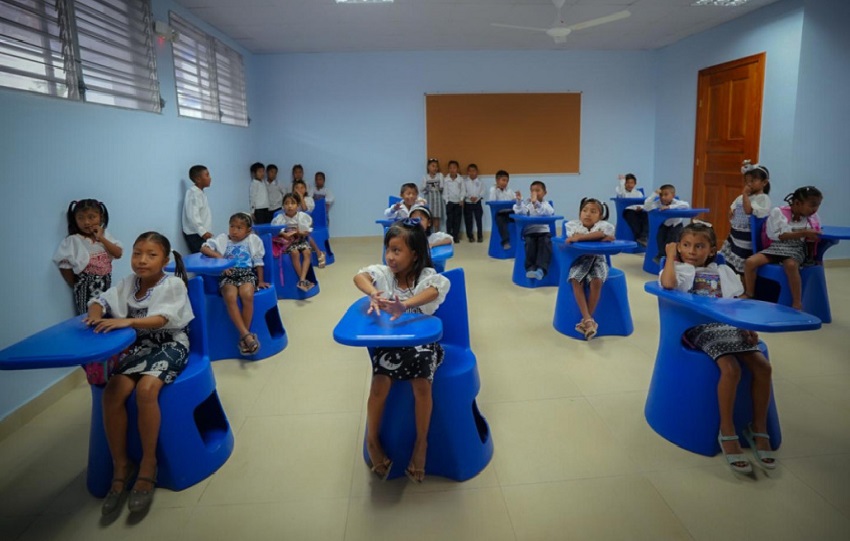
[514,181,555,280]
[463,163,485,242]
[266,164,284,218]
[249,162,272,224]
[312,171,335,218]
[643,183,690,263]
[182,164,213,253]
[488,169,518,250]
[617,173,648,246]
[442,160,465,243]
[385,183,427,219]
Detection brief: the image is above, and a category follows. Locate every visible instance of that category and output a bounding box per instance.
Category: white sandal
[743,424,777,470]
[718,431,753,474]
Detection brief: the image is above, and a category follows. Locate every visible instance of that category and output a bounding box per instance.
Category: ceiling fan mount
[492,0,631,44]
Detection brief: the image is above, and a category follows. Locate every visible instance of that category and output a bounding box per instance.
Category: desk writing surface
[510,215,564,224]
[333,297,443,348]
[556,239,636,255]
[251,224,287,236]
[650,208,709,218]
[643,282,821,332]
[820,226,850,240]
[166,253,234,274]
[0,316,136,370]
[430,244,454,263]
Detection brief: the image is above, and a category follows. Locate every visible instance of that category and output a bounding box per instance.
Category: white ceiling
[173,0,781,54]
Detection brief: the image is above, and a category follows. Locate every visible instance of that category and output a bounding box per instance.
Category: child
[442,160,465,243]
[272,193,316,292]
[616,173,648,246]
[385,183,427,219]
[421,158,444,232]
[54,199,123,315]
[743,186,823,310]
[293,179,327,267]
[181,165,214,253]
[660,223,776,474]
[85,232,194,514]
[266,164,284,218]
[488,169,518,250]
[312,171,335,219]
[249,162,272,224]
[513,181,555,280]
[644,184,690,263]
[201,213,268,355]
[719,163,772,274]
[565,198,616,340]
[463,163,485,242]
[409,205,453,247]
[291,163,305,192]
[353,219,450,483]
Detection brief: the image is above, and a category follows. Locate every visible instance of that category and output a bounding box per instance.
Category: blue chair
[261,233,320,301]
[388,195,401,207]
[509,215,561,288]
[87,276,235,497]
[308,202,335,266]
[749,215,831,323]
[610,189,646,254]
[363,268,494,481]
[552,241,634,339]
[485,201,516,259]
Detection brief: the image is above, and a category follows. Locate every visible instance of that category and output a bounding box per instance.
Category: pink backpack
[761,206,821,250]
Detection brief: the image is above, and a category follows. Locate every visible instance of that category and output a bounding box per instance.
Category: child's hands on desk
[366,290,385,316]
[83,316,133,333]
[377,295,407,321]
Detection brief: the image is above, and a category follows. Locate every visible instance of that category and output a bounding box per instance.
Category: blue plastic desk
[166,253,235,275]
[485,200,516,259]
[509,214,563,288]
[643,208,709,274]
[610,197,647,253]
[553,239,637,339]
[251,223,286,238]
[430,243,454,274]
[819,225,850,255]
[333,296,443,347]
[375,218,396,230]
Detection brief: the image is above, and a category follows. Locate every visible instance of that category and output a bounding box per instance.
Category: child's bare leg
[743,254,769,297]
[237,283,255,330]
[102,374,137,492]
[222,285,249,337]
[289,251,302,278]
[409,378,433,481]
[134,375,164,490]
[587,278,603,318]
[433,217,441,231]
[738,351,774,455]
[300,249,312,281]
[781,258,802,310]
[366,375,392,469]
[716,355,743,456]
[571,280,591,321]
[308,236,321,254]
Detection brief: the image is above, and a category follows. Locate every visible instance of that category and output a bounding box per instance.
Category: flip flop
[369,457,393,481]
[405,466,425,484]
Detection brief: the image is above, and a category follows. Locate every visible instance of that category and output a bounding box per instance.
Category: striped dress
[719,193,770,273]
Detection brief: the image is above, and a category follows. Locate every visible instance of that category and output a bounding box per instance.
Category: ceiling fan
[492,0,631,44]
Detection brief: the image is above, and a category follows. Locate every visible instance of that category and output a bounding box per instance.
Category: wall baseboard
[825,258,850,268]
[0,369,87,443]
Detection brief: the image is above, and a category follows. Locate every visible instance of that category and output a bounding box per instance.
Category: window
[0,0,160,112]
[169,11,248,126]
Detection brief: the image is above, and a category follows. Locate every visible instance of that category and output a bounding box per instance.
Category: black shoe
[454,238,461,243]
[468,237,475,242]
[477,237,484,243]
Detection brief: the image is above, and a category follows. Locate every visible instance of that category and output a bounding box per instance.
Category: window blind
[213,37,247,126]
[169,11,218,121]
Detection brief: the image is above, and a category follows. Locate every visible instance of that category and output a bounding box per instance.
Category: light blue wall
[253,50,657,237]
[0,0,260,419]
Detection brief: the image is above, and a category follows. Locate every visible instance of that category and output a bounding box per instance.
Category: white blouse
[729,193,771,230]
[298,195,316,212]
[658,261,743,298]
[357,265,450,316]
[312,186,335,207]
[428,231,453,246]
[203,233,265,268]
[53,231,122,275]
[565,220,615,238]
[421,173,444,195]
[271,211,313,233]
[765,207,819,241]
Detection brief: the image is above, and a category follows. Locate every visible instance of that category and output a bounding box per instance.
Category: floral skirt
[568,254,608,284]
[683,323,760,361]
[74,272,111,315]
[371,343,444,382]
[113,332,189,384]
[219,267,257,289]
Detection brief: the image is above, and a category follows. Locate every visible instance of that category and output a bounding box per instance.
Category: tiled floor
[2,237,850,540]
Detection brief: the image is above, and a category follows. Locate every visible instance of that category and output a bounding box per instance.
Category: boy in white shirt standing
[249,162,271,224]
[463,163,485,242]
[182,164,214,253]
[442,160,465,243]
[312,171,335,222]
[266,164,284,219]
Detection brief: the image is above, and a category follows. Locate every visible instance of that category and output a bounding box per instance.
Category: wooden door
[692,53,765,246]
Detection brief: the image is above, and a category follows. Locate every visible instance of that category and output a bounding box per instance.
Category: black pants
[183,233,205,254]
[445,202,463,242]
[463,201,483,240]
[254,208,272,225]
[495,209,514,246]
[524,232,552,274]
[623,209,648,242]
[656,223,684,259]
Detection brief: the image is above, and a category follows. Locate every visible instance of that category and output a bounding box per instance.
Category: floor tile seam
[772,460,850,519]
[241,408,365,419]
[8,514,42,541]
[493,483,521,541]
[642,472,699,541]
[496,470,656,490]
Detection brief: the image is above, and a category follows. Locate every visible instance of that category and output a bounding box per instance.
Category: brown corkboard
[425,93,581,175]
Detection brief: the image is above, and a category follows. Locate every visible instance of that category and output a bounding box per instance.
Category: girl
[660,223,776,474]
[565,198,615,340]
[84,232,194,514]
[354,220,450,483]
[743,186,822,310]
[409,205,452,247]
[272,193,315,292]
[201,213,268,355]
[293,179,327,267]
[421,158,444,232]
[385,183,427,219]
[719,163,772,274]
[291,163,305,191]
[54,199,123,315]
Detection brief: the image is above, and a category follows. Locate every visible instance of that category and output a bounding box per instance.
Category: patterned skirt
[683,323,760,361]
[424,188,444,219]
[371,343,445,382]
[760,238,807,265]
[74,272,111,315]
[219,266,257,289]
[719,227,753,274]
[568,254,608,284]
[285,239,310,254]
[113,331,189,384]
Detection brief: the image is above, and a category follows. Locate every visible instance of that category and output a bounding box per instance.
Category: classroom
[1,0,849,539]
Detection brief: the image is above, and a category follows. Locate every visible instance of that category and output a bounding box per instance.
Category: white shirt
[565,219,615,239]
[765,207,819,241]
[513,199,555,235]
[488,185,515,202]
[271,210,313,233]
[428,231,453,246]
[659,261,743,299]
[643,195,691,226]
[729,193,771,230]
[182,185,213,236]
[298,195,316,212]
[203,233,265,268]
[266,180,284,211]
[312,186,335,207]
[53,231,122,275]
[442,175,466,203]
[356,265,450,316]
[249,179,270,212]
[385,200,426,219]
[463,177,485,203]
[421,173,443,196]
[615,179,644,210]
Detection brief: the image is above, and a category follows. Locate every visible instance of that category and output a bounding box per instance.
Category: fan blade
[491,23,550,33]
[567,10,631,32]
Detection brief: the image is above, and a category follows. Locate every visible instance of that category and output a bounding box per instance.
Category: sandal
[583,319,598,340]
[743,424,777,470]
[718,431,753,474]
[297,280,310,292]
[240,333,260,355]
[574,320,586,333]
[317,251,327,268]
[369,457,393,481]
[405,465,425,484]
[101,462,137,515]
[128,472,157,513]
